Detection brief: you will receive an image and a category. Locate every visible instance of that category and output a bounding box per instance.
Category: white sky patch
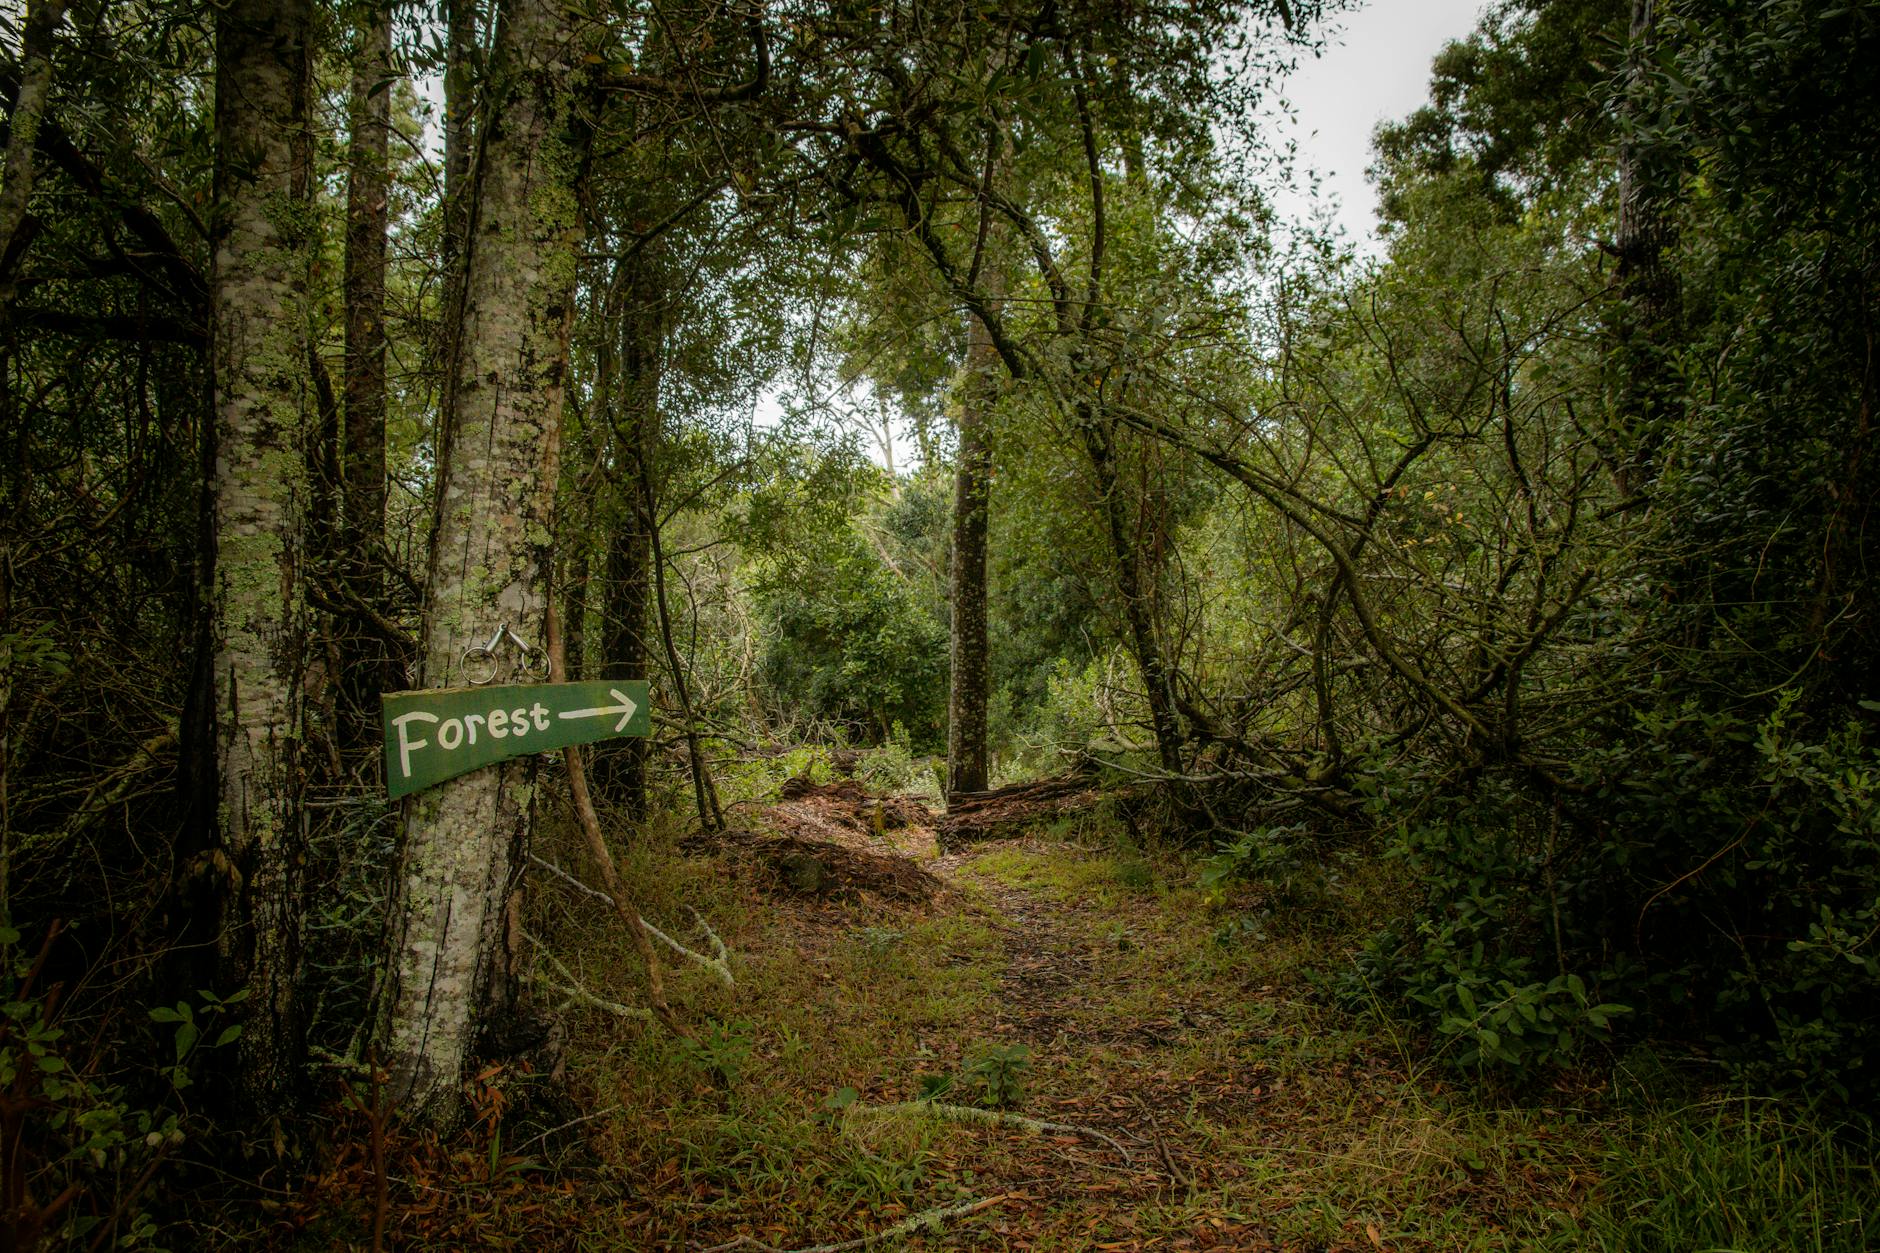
[1267,0,1491,256]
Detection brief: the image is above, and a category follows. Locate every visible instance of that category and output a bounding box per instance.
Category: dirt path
[350,777,1594,1251]
[920,836,1274,1251]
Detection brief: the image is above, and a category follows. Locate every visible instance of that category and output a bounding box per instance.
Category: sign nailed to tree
[382,681,652,798]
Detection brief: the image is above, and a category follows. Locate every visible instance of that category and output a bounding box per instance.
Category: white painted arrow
[557,688,639,732]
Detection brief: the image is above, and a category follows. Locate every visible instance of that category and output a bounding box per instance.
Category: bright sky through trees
[1268,0,1491,252]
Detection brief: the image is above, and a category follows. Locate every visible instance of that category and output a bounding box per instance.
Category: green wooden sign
[382,680,651,799]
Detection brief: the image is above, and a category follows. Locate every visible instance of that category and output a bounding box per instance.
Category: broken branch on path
[527,853,735,987]
[547,605,688,1037]
[523,933,651,1022]
[694,1193,1010,1253]
[852,1100,1131,1166]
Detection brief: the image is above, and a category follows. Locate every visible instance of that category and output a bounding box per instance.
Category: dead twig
[546,605,689,1038]
[1134,1092,1191,1189]
[512,1104,623,1158]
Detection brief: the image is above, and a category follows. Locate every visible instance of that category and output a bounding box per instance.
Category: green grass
[1570,1097,1879,1252]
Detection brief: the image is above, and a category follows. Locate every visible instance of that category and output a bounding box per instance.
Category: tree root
[852,1100,1131,1166]
[694,1193,1009,1253]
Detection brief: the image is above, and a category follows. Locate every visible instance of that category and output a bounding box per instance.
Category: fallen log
[937,776,1105,850]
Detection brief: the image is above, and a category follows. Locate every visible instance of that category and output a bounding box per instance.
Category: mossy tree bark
[339,0,395,754]
[1078,407,1186,779]
[209,0,316,1113]
[0,0,68,313]
[381,0,587,1130]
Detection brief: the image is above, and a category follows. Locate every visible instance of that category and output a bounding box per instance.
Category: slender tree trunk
[0,2,68,900]
[598,510,650,814]
[1614,0,1679,498]
[641,449,724,833]
[441,0,478,298]
[381,0,586,1130]
[210,0,316,1113]
[1079,409,1186,778]
[562,547,588,680]
[0,0,67,307]
[340,0,394,753]
[597,257,662,816]
[947,270,1000,797]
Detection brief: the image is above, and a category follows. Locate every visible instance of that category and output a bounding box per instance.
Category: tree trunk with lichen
[0,0,69,312]
[210,0,316,1114]
[380,0,586,1130]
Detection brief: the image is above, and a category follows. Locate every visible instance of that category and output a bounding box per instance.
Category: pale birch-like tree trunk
[210,0,315,1110]
[381,0,585,1128]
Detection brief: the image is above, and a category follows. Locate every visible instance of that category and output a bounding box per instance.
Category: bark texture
[1614,0,1679,497]
[382,0,585,1128]
[210,0,316,1110]
[1079,408,1187,778]
[441,0,478,293]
